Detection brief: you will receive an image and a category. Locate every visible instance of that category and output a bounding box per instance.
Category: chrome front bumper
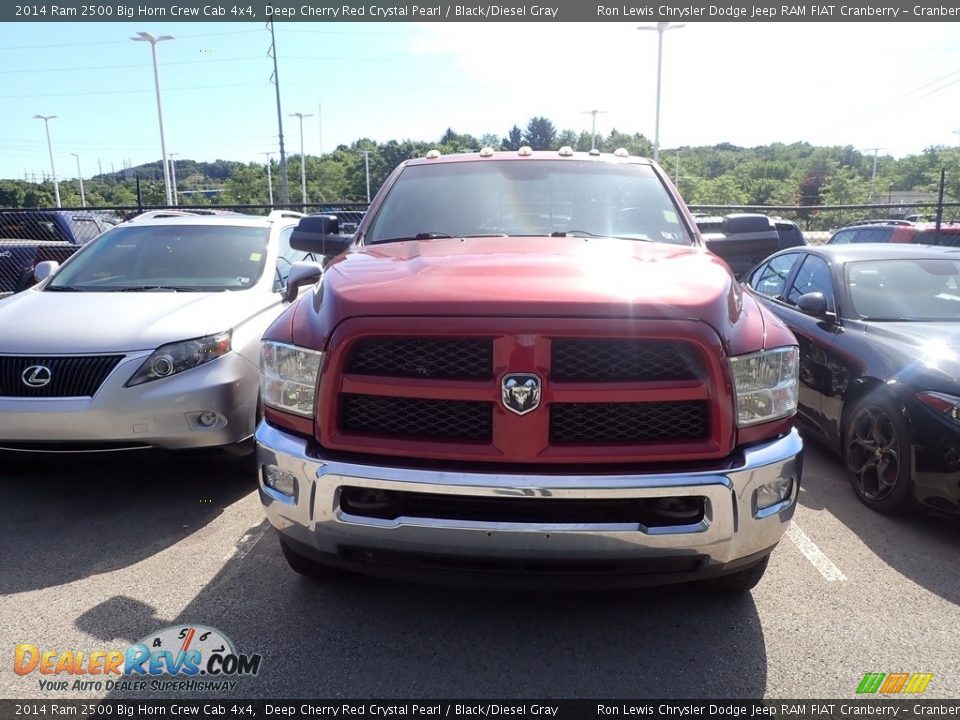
[257,422,803,584]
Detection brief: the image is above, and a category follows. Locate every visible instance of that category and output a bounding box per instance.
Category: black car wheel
[844,396,912,513]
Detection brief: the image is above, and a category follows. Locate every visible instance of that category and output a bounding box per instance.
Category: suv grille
[0,355,124,398]
[341,394,493,442]
[550,401,709,444]
[347,338,492,380]
[551,339,701,382]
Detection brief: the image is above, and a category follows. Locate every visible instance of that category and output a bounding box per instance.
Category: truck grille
[0,355,124,398]
[550,401,709,444]
[341,394,493,442]
[551,339,701,382]
[321,318,732,464]
[347,338,492,379]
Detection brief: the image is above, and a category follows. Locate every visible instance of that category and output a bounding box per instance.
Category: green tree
[502,125,523,151]
[523,117,556,150]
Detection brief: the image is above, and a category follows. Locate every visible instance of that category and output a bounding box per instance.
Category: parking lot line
[786,520,847,581]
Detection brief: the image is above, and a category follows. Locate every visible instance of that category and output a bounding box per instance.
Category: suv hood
[0,289,274,354]
[326,236,739,326]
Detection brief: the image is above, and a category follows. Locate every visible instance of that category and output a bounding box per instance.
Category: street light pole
[33,114,61,208]
[289,112,313,211]
[168,152,179,206]
[261,152,274,207]
[70,153,86,207]
[131,31,175,206]
[581,109,607,151]
[638,22,684,164]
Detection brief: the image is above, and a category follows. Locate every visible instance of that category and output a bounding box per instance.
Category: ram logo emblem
[501,373,541,416]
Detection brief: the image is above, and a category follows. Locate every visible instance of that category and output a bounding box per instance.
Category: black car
[744,243,960,516]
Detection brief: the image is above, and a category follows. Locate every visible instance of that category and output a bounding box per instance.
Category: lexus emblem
[21,365,52,388]
[501,373,541,416]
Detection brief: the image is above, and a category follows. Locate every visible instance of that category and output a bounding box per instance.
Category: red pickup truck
[255,148,803,592]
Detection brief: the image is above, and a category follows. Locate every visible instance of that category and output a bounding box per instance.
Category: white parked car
[0,210,323,456]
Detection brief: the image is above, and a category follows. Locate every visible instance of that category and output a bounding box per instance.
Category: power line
[820,67,960,131]
[0,29,263,51]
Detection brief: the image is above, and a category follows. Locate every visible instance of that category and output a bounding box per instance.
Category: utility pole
[70,153,86,207]
[261,152,274,206]
[131,31,175,206]
[581,109,607,151]
[267,18,290,205]
[317,102,323,157]
[363,149,371,202]
[864,147,884,200]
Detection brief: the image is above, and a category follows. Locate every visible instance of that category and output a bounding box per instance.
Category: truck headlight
[126,331,232,387]
[260,341,323,417]
[729,346,799,427]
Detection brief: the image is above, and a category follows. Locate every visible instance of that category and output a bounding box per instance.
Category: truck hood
[325,236,741,326]
[0,289,272,354]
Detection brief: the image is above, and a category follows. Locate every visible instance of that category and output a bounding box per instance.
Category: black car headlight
[126,331,232,387]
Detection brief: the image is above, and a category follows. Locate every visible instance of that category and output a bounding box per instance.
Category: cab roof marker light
[425,149,442,159]
[518,146,533,157]
[558,146,574,157]
[614,148,630,158]
[479,147,495,157]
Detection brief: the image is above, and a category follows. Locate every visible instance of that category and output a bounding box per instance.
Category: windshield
[365,160,693,246]
[847,258,960,321]
[47,224,269,292]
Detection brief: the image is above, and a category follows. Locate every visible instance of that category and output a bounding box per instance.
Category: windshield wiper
[373,232,454,244]
[45,285,84,291]
[110,285,204,292]
[550,230,655,241]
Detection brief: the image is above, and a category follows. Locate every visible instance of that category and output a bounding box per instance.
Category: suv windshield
[47,224,269,292]
[365,160,693,246]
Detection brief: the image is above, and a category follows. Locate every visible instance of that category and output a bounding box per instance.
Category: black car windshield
[365,160,693,246]
[47,224,269,292]
[847,258,960,320]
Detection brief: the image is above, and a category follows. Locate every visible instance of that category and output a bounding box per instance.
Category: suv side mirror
[290,215,353,256]
[797,291,829,318]
[283,261,324,303]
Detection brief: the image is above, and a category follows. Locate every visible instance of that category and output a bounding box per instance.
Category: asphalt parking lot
[2,437,958,700]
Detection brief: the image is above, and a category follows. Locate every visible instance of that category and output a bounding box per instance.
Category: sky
[2,21,959,181]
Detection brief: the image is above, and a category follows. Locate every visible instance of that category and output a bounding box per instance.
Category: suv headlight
[729,346,799,427]
[260,341,323,417]
[126,331,232,387]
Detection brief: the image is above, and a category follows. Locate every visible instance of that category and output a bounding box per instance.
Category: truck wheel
[705,556,769,593]
[279,538,346,579]
[843,395,912,514]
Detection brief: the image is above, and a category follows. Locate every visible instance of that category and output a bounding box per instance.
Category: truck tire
[705,556,769,593]
[279,538,346,580]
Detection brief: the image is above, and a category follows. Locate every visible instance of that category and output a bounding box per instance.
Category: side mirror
[34,260,60,283]
[290,215,354,256]
[797,291,829,318]
[283,261,324,303]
